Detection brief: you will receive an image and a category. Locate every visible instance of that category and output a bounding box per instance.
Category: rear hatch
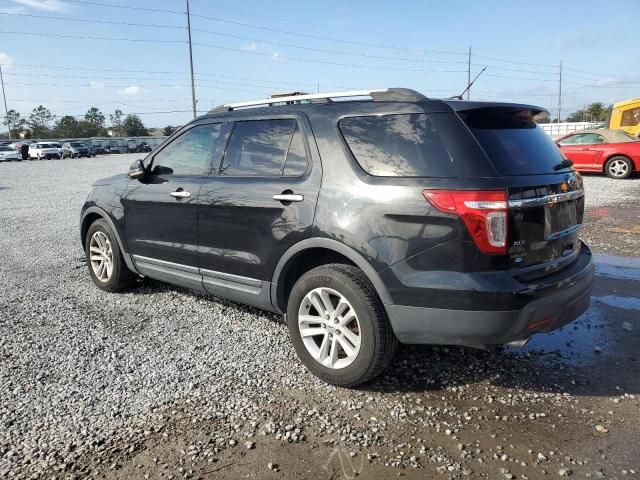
[457,105,585,279]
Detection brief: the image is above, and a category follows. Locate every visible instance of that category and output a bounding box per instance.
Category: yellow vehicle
[606,97,640,138]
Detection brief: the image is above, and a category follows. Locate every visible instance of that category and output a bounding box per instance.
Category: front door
[197,116,321,309]
[558,132,606,170]
[122,122,224,289]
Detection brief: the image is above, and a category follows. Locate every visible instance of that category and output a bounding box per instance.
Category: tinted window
[152,123,222,176]
[71,143,86,147]
[0,146,12,151]
[459,107,567,175]
[339,114,456,177]
[283,125,308,176]
[621,107,640,127]
[221,119,295,176]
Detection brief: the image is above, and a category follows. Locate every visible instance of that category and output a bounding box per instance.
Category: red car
[556,129,640,179]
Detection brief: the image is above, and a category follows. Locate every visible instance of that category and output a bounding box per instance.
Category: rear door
[557,133,606,170]
[458,106,585,276]
[197,115,321,309]
[122,122,224,289]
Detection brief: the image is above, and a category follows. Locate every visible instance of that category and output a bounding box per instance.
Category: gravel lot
[1,156,639,479]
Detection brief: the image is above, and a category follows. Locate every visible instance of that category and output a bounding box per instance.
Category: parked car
[80,89,594,387]
[0,145,21,161]
[62,142,91,158]
[557,128,640,179]
[29,142,61,160]
[50,142,63,157]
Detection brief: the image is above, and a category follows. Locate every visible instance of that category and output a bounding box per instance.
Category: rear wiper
[553,159,574,171]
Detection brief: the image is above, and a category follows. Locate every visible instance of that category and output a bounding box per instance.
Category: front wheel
[605,156,632,179]
[287,263,397,387]
[85,219,137,292]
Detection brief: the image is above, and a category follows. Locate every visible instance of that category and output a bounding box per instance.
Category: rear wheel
[85,219,137,292]
[287,263,397,387]
[605,156,632,179]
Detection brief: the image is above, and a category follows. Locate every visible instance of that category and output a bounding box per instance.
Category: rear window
[71,142,86,147]
[458,107,566,175]
[0,146,13,151]
[339,114,456,177]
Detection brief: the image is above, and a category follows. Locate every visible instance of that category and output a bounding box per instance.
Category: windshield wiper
[553,159,573,171]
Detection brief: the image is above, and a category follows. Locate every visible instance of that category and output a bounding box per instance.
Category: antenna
[452,66,487,100]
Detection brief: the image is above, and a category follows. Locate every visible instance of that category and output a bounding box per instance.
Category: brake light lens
[423,190,508,254]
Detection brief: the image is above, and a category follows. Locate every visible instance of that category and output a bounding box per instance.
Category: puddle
[510,253,640,366]
[516,303,614,366]
[593,294,640,311]
[593,253,640,281]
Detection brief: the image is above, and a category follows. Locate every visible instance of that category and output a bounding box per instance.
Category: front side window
[152,123,222,176]
[220,119,297,176]
[339,113,456,177]
[621,107,640,127]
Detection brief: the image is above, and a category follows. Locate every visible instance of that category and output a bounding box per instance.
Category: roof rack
[209,88,426,113]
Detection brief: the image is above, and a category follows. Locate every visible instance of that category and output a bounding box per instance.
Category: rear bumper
[384,244,595,345]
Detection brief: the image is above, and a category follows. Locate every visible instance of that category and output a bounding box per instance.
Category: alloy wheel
[608,159,629,178]
[89,231,113,282]
[297,287,361,369]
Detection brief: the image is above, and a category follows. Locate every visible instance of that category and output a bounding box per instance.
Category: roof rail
[209,88,426,113]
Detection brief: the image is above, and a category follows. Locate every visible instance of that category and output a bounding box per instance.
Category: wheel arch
[270,238,393,313]
[80,206,139,274]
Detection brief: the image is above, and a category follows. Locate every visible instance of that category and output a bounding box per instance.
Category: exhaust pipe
[505,338,531,348]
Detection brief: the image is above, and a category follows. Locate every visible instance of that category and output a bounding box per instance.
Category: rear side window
[339,114,456,177]
[458,107,566,175]
[621,106,640,127]
[221,119,296,176]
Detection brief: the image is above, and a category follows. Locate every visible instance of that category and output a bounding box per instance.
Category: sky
[1,0,639,129]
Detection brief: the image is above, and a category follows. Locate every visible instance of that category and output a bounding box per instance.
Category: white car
[28,142,61,160]
[0,145,20,161]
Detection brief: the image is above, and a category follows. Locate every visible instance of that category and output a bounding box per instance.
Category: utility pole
[186,0,197,118]
[557,60,563,123]
[466,46,472,100]
[0,65,11,140]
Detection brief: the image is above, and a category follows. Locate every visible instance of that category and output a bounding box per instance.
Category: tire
[605,156,632,179]
[85,219,137,292]
[287,263,397,387]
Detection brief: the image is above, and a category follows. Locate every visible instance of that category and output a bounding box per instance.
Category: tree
[2,109,26,138]
[109,109,124,136]
[27,105,54,138]
[163,125,176,136]
[122,114,148,136]
[53,115,80,138]
[84,107,106,136]
[586,102,607,121]
[566,102,609,123]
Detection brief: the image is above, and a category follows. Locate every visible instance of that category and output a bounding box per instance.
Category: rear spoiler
[443,100,548,116]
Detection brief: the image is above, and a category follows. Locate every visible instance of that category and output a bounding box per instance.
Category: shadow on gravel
[129,278,640,398]
[363,339,639,397]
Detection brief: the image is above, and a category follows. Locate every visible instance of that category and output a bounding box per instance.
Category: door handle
[273,193,304,203]
[170,190,191,199]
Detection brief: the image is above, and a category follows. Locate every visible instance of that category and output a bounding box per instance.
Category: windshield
[0,146,13,151]
[71,142,86,147]
[38,143,53,148]
[459,107,568,175]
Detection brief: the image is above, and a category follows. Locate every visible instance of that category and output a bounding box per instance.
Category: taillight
[423,190,508,254]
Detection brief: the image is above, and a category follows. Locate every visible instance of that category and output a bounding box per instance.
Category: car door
[122,121,225,290]
[558,133,606,170]
[197,115,321,309]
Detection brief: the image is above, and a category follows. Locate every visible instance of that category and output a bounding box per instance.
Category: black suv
[80,88,594,386]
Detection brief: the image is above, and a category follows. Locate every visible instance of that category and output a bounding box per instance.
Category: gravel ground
[1,156,639,479]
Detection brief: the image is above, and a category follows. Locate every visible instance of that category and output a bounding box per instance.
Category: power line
[0,30,185,44]
[0,12,184,29]
[0,30,467,73]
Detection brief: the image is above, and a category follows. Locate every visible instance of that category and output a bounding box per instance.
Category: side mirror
[129,159,147,179]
